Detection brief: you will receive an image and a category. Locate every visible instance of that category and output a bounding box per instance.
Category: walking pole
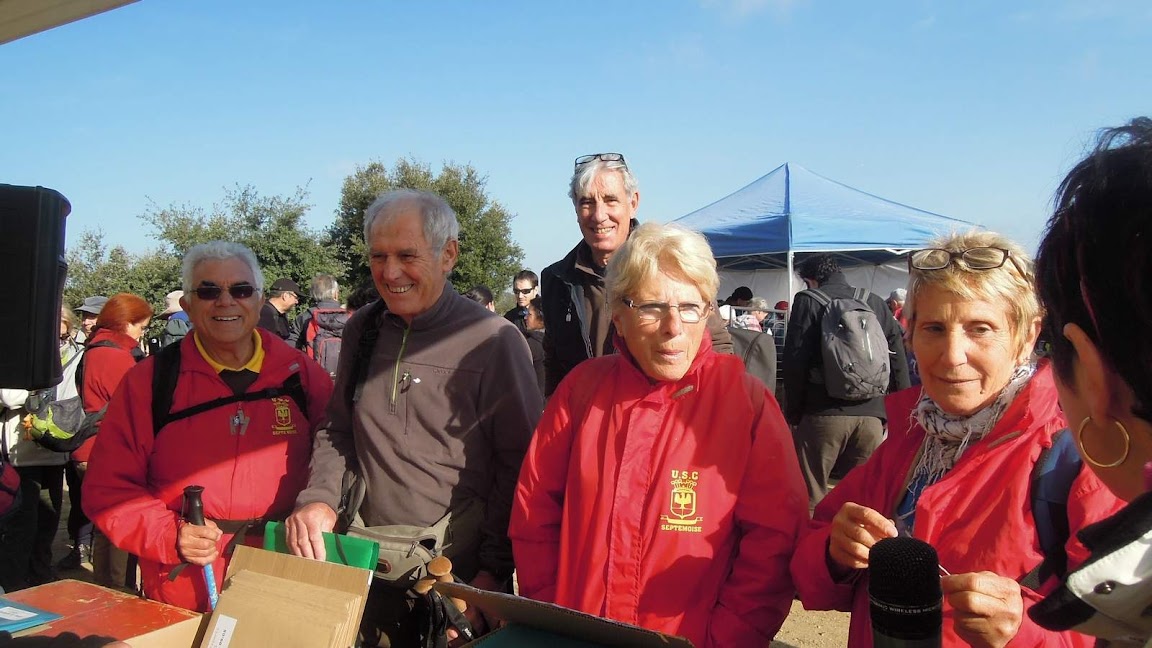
[182,485,220,610]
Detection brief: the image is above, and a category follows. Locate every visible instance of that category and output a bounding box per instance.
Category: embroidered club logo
[661,469,703,533]
[271,397,297,435]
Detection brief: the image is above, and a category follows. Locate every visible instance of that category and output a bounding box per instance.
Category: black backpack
[303,307,350,379]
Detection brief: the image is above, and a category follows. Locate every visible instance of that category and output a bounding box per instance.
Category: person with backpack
[287,274,349,379]
[82,242,334,612]
[789,231,1124,648]
[157,290,191,349]
[0,306,80,590]
[783,253,910,511]
[76,292,154,591]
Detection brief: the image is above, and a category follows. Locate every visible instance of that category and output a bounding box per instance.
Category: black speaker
[0,184,70,390]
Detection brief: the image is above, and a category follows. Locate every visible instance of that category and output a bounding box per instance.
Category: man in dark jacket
[541,153,731,396]
[287,274,346,349]
[257,278,302,340]
[503,270,538,333]
[783,254,910,512]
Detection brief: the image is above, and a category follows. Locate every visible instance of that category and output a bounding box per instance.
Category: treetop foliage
[65,158,525,329]
[327,158,524,295]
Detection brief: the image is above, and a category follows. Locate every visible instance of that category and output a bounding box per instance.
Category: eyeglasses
[574,153,627,170]
[512,288,535,295]
[193,283,258,301]
[622,299,709,323]
[909,247,1014,271]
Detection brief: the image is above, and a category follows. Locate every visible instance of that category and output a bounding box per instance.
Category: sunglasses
[193,283,257,301]
[574,153,626,170]
[512,288,535,295]
[909,247,1013,271]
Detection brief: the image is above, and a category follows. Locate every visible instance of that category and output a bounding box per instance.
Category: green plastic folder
[263,521,380,570]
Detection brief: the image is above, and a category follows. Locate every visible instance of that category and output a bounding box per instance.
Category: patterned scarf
[909,362,1037,486]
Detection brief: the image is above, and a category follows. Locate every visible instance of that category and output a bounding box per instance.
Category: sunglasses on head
[574,153,626,170]
[194,283,257,301]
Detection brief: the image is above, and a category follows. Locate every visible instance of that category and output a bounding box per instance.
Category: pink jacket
[510,340,808,647]
[790,363,1124,647]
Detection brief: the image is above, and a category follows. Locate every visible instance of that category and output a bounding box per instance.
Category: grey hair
[181,241,265,294]
[745,297,770,311]
[310,274,339,301]
[568,159,639,205]
[606,222,719,306]
[362,189,459,253]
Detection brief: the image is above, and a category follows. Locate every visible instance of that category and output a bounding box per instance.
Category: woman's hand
[942,572,1022,648]
[827,502,898,571]
[177,518,222,566]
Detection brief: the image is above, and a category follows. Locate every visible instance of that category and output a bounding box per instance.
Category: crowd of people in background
[2,117,1151,648]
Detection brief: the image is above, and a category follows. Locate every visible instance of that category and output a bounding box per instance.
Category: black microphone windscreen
[869,536,942,640]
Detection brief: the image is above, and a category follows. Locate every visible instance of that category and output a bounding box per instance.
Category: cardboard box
[5,579,206,645]
[197,544,373,648]
[434,582,695,648]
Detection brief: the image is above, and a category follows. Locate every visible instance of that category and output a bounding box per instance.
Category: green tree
[64,230,179,315]
[327,158,524,294]
[65,185,341,330]
[142,184,342,290]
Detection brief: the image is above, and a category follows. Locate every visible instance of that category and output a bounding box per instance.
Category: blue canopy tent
[672,163,978,304]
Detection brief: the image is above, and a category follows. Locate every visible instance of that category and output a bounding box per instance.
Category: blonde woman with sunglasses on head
[791,229,1125,648]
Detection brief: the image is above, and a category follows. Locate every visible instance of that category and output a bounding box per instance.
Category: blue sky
[2,0,1149,283]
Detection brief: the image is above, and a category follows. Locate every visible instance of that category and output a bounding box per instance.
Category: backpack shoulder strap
[151,342,184,437]
[74,339,121,393]
[159,374,308,433]
[852,287,868,302]
[1021,427,1081,590]
[347,300,388,408]
[805,288,831,308]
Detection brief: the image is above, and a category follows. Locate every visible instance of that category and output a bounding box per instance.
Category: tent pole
[785,251,795,345]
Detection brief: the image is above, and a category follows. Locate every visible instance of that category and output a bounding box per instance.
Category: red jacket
[76,328,139,462]
[83,330,333,611]
[790,363,1124,647]
[510,339,808,647]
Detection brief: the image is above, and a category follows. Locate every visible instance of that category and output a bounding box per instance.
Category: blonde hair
[905,230,1041,353]
[60,305,78,335]
[606,223,719,306]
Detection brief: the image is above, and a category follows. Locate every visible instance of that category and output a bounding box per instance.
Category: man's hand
[446,570,504,646]
[177,519,222,566]
[827,501,898,571]
[284,502,337,561]
[942,572,1023,648]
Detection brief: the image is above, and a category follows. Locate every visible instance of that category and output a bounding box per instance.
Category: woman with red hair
[78,292,152,591]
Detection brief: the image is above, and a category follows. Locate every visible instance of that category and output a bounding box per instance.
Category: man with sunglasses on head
[82,241,334,612]
[783,253,910,513]
[540,153,732,396]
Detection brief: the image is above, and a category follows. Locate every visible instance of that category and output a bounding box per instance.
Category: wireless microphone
[869,536,943,647]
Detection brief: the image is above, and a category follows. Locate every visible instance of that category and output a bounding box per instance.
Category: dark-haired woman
[970,118,1152,647]
[79,292,152,591]
[523,297,545,398]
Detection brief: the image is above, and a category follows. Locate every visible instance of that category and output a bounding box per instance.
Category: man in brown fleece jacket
[286,189,542,645]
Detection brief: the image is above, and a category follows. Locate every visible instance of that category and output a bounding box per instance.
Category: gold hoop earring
[1076,416,1131,469]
